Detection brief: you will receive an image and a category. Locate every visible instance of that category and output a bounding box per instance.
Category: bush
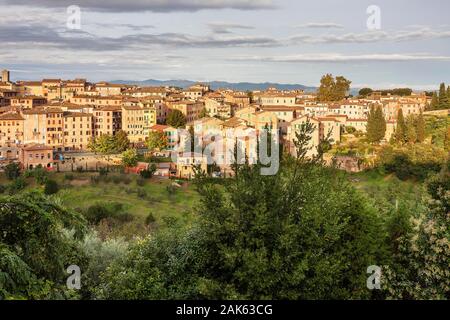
[33,165,48,185]
[111,175,121,184]
[90,176,100,185]
[7,177,27,194]
[136,177,146,186]
[64,173,74,181]
[44,179,59,195]
[122,176,131,185]
[345,126,356,134]
[4,162,20,180]
[99,167,108,176]
[137,188,147,199]
[145,212,156,225]
[140,164,157,179]
[0,185,6,194]
[85,204,112,224]
[84,202,133,225]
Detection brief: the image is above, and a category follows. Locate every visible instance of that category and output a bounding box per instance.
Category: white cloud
[295,22,344,29]
[1,0,274,12]
[207,22,254,34]
[234,53,450,63]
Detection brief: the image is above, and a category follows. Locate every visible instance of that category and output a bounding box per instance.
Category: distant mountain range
[110,79,318,92]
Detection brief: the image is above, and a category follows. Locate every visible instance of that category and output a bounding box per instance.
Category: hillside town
[0,69,435,177]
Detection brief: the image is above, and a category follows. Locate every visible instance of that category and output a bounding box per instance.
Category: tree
[140,164,157,179]
[4,162,20,180]
[98,124,386,300]
[199,108,209,118]
[438,82,448,110]
[429,92,439,110]
[375,106,386,141]
[447,86,450,108]
[0,191,86,299]
[367,106,385,143]
[334,76,352,101]
[121,149,138,167]
[166,110,187,128]
[395,109,407,144]
[384,168,450,299]
[317,74,351,102]
[416,111,426,142]
[146,131,168,151]
[405,116,417,143]
[88,134,117,154]
[114,130,130,153]
[88,131,130,154]
[359,88,373,97]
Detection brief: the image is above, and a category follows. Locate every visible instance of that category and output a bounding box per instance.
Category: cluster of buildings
[0,69,428,175]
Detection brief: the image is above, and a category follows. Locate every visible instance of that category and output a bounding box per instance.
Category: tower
[1,69,10,83]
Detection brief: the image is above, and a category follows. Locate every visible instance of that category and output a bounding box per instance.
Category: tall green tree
[146,131,168,151]
[375,106,387,141]
[317,74,351,102]
[114,130,130,152]
[366,106,377,143]
[395,109,407,144]
[447,86,450,108]
[416,111,426,142]
[430,92,439,110]
[367,106,386,143]
[166,110,187,128]
[405,116,417,143]
[438,82,448,110]
[121,149,138,167]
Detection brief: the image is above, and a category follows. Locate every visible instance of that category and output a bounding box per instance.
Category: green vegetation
[366,105,386,143]
[317,74,351,102]
[166,109,187,128]
[146,131,168,151]
[121,149,138,167]
[88,130,130,154]
[0,115,448,300]
[427,82,450,110]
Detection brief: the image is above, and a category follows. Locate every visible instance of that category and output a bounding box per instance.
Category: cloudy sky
[1,0,450,89]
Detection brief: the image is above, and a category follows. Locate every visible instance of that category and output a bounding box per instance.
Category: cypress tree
[430,92,439,110]
[376,106,386,142]
[447,86,450,108]
[405,116,417,143]
[366,106,377,143]
[438,83,448,110]
[395,108,406,144]
[416,111,426,142]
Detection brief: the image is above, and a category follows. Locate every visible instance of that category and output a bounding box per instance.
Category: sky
[1,0,450,89]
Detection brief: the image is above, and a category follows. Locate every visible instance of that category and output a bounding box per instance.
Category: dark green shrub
[137,188,147,199]
[8,177,27,194]
[136,177,146,186]
[145,212,156,225]
[44,179,59,195]
[33,165,48,185]
[4,162,20,180]
[64,173,74,181]
[99,167,108,176]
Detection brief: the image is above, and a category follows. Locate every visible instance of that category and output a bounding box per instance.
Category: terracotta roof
[22,144,53,151]
[0,112,24,120]
[150,124,171,131]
